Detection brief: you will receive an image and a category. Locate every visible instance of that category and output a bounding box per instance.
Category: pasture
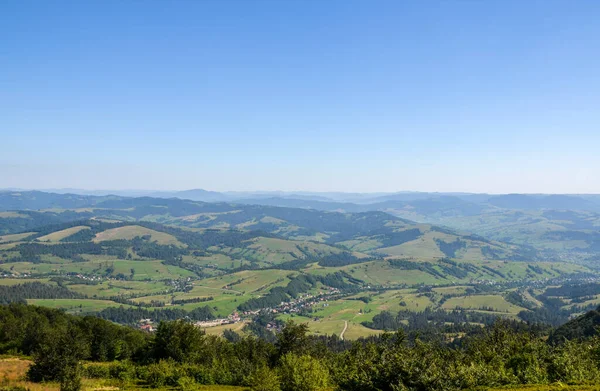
[67,280,171,298]
[93,225,185,247]
[36,225,90,242]
[195,269,296,294]
[9,258,196,280]
[441,294,525,314]
[26,298,132,313]
[0,232,36,243]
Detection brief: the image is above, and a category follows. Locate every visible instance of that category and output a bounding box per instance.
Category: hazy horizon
[2,187,600,197]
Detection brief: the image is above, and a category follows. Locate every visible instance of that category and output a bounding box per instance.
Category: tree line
[2,303,600,391]
[0,282,86,304]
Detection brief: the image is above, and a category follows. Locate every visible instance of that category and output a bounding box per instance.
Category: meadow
[0,207,598,340]
[0,358,246,391]
[93,225,186,247]
[26,298,134,313]
[36,226,91,242]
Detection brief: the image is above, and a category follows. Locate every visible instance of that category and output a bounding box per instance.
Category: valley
[1,191,599,341]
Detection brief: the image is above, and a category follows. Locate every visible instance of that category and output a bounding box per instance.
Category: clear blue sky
[1,0,599,193]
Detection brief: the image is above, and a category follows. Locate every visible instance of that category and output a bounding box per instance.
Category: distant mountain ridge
[4,188,599,210]
[0,190,532,262]
[2,190,600,260]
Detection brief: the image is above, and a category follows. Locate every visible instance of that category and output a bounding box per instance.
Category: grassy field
[272,287,533,339]
[0,214,596,343]
[0,232,36,243]
[36,225,90,242]
[441,294,525,314]
[277,288,434,339]
[0,242,21,250]
[181,293,246,317]
[340,224,521,262]
[369,289,434,313]
[342,321,385,339]
[2,259,195,280]
[0,278,55,286]
[182,253,240,269]
[131,283,256,317]
[130,283,231,305]
[278,313,383,339]
[67,280,172,298]
[307,258,592,287]
[316,260,445,286]
[0,358,246,391]
[201,320,249,336]
[195,269,296,294]
[0,211,28,218]
[432,286,471,295]
[0,256,586,338]
[379,233,446,259]
[93,225,185,247]
[27,298,132,313]
[0,358,61,391]
[213,236,350,267]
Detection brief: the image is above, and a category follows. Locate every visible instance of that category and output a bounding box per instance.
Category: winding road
[340,320,348,340]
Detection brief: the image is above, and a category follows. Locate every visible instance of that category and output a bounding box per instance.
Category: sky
[1,0,599,193]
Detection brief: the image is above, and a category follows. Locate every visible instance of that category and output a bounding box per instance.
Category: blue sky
[1,0,599,193]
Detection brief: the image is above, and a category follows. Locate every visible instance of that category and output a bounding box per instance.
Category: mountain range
[2,190,599,262]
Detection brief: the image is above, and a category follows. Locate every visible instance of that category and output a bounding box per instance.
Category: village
[136,286,343,332]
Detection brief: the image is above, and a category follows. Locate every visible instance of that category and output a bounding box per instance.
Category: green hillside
[0,193,536,262]
[1,192,600,343]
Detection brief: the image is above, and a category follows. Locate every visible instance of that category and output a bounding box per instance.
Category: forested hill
[550,305,600,343]
[0,191,533,261]
[5,190,600,262]
[0,190,116,211]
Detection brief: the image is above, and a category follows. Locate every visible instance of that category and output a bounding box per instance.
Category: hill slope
[0,192,535,261]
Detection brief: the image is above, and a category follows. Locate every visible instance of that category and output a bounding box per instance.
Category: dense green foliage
[3,303,600,390]
[435,238,467,258]
[550,307,600,343]
[388,259,477,280]
[96,306,215,325]
[363,307,503,332]
[316,252,374,267]
[0,282,85,304]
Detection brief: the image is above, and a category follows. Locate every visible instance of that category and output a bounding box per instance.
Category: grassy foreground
[2,358,600,391]
[0,358,246,391]
[484,386,600,391]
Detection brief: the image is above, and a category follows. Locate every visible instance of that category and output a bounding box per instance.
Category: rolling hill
[0,192,535,262]
[4,190,600,262]
[1,194,599,340]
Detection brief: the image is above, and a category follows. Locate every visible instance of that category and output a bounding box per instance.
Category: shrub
[108,361,135,382]
[27,327,85,391]
[82,363,109,379]
[278,353,329,391]
[549,339,600,383]
[247,365,281,391]
[59,365,82,391]
[177,376,198,391]
[145,360,185,388]
[184,364,214,385]
[146,361,172,388]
